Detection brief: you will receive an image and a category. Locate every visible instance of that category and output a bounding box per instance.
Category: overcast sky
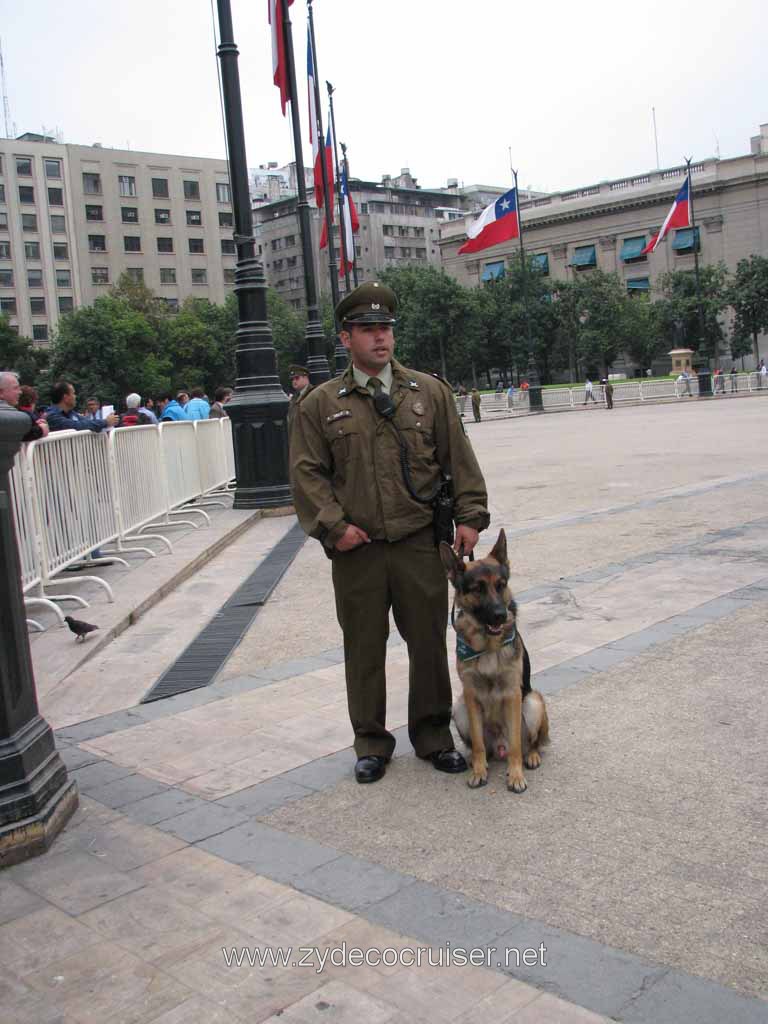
[3,0,764,194]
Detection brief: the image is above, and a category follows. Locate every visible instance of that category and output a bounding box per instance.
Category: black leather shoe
[354,755,388,784]
[427,749,467,773]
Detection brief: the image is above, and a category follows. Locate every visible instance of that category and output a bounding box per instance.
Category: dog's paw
[507,771,527,793]
[525,751,541,769]
[467,765,488,788]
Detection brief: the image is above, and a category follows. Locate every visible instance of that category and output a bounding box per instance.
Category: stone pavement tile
[0,905,102,974]
[179,763,259,799]
[78,885,229,966]
[0,966,81,1024]
[155,803,249,842]
[163,934,327,1022]
[619,968,768,1024]
[198,820,340,884]
[509,993,608,1023]
[238,890,354,946]
[194,873,295,928]
[145,994,245,1024]
[300,853,413,911]
[215,776,314,816]
[51,814,187,873]
[282,749,353,791]
[69,758,136,791]
[24,941,196,1024]
[121,788,211,826]
[261,978,397,1024]
[453,977,543,1023]
[86,772,170,809]
[58,743,102,771]
[7,850,144,915]
[0,877,46,925]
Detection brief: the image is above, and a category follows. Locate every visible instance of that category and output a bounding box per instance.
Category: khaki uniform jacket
[290,359,490,549]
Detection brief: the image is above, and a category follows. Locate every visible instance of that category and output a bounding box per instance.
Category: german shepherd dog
[440,529,549,792]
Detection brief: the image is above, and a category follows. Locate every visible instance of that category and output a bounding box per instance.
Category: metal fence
[9,417,236,627]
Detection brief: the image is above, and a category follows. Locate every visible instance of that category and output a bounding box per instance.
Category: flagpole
[279,0,330,386]
[307,0,341,325]
[341,142,359,287]
[685,156,711,371]
[327,81,351,293]
[511,163,542,411]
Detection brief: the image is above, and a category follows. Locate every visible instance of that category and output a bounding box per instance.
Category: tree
[729,255,768,366]
[550,271,633,378]
[656,263,730,363]
[0,317,49,383]
[164,296,237,395]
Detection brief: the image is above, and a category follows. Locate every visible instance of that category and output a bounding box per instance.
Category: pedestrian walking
[583,378,597,404]
[471,387,482,422]
[602,379,614,409]
[730,366,738,392]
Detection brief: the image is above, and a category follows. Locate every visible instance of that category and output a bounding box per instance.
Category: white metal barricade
[157,421,209,527]
[108,425,173,553]
[194,419,230,496]
[221,415,236,484]
[542,388,573,410]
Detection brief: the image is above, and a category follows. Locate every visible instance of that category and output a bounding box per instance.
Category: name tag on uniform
[326,410,352,423]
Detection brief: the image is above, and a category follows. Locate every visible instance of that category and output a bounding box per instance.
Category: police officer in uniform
[287,364,311,436]
[290,282,490,783]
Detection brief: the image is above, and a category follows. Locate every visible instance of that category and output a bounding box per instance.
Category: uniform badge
[408,380,420,390]
[337,386,350,397]
[326,410,352,422]
[412,401,425,416]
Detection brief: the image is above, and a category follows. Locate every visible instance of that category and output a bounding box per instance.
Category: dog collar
[456,625,517,662]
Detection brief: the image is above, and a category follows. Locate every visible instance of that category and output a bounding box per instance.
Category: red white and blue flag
[641,175,691,254]
[338,165,360,276]
[269,0,294,115]
[319,126,335,249]
[458,187,519,255]
[307,28,324,207]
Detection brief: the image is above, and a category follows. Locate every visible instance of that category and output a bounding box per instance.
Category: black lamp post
[216,0,291,509]
[0,409,78,866]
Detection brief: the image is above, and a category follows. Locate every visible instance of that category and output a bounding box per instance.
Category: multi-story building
[0,132,237,342]
[253,167,531,309]
[439,124,768,310]
[250,161,314,208]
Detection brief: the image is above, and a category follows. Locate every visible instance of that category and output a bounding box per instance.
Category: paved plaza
[2,395,768,1023]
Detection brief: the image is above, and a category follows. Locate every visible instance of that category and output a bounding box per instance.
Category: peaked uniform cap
[336,282,397,325]
[289,365,310,378]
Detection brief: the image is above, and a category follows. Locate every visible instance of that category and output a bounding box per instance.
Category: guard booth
[668,348,694,374]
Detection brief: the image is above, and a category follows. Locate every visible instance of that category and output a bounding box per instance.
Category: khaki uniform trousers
[331,526,453,759]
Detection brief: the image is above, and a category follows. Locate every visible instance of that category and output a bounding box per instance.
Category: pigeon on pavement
[64,616,100,642]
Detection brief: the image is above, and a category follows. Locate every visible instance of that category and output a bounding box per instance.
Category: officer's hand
[335,525,371,551]
[454,525,479,558]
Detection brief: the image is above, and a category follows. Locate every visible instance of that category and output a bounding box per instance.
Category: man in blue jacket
[157,392,189,421]
[46,382,118,432]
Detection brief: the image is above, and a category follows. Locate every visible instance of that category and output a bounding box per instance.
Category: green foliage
[655,263,730,361]
[729,255,768,363]
[0,316,49,382]
[164,295,237,394]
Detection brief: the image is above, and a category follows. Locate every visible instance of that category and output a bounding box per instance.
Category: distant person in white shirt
[583,378,597,404]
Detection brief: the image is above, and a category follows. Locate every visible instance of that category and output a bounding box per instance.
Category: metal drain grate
[141,521,307,703]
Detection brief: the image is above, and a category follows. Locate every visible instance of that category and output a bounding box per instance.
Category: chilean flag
[319,126,335,249]
[307,29,323,207]
[269,0,294,116]
[338,165,360,276]
[642,175,691,255]
[458,187,519,255]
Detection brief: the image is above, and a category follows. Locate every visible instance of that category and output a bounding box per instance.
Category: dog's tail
[523,691,550,747]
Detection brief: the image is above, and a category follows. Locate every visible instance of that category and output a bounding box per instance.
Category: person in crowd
[602,378,614,409]
[583,378,597,404]
[0,372,49,440]
[209,386,232,418]
[507,382,516,408]
[730,366,738,392]
[184,387,211,420]
[46,382,118,432]
[757,359,765,388]
[157,392,188,421]
[83,396,103,421]
[287,365,311,435]
[119,393,153,427]
[471,387,482,422]
[176,390,190,408]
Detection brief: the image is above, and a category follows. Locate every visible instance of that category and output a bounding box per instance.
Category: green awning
[620,236,646,261]
[481,261,505,281]
[532,253,549,273]
[672,227,699,251]
[571,245,596,267]
[626,277,650,291]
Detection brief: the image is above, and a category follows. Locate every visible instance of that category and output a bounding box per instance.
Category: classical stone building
[0,133,237,342]
[439,124,768,366]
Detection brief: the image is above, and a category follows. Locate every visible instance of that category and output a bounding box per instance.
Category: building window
[160,297,179,313]
[85,204,103,221]
[125,268,144,283]
[414,227,425,238]
[18,185,35,204]
[21,214,38,232]
[83,172,102,194]
[118,175,137,197]
[384,246,395,258]
[16,157,32,176]
[216,182,232,203]
[186,209,202,226]
[672,227,700,254]
[0,241,10,259]
[160,267,176,284]
[124,235,141,252]
[416,248,426,259]
[0,211,6,228]
[223,268,236,284]
[273,258,284,270]
[155,209,171,224]
[91,266,109,285]
[56,268,72,287]
[221,239,236,255]
[0,270,14,287]
[58,296,74,313]
[188,238,204,254]
[286,255,297,267]
[152,177,169,198]
[28,268,43,287]
[88,234,107,252]
[44,158,62,178]
[50,215,66,233]
[121,207,139,224]
[33,324,49,341]
[360,203,368,214]
[157,237,174,253]
[481,261,505,281]
[53,242,69,260]
[398,227,409,237]
[218,211,233,228]
[30,296,46,315]
[271,239,281,251]
[620,237,647,264]
[0,296,17,312]
[24,242,41,259]
[571,244,597,269]
[48,187,64,206]
[284,234,296,247]
[627,277,650,296]
[191,268,208,285]
[183,179,200,200]
[532,253,549,275]
[0,185,4,202]
[400,246,411,258]
[383,225,394,236]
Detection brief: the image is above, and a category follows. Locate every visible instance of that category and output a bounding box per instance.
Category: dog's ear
[439,541,465,584]
[488,528,508,568]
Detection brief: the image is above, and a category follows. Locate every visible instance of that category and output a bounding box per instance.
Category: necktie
[368,377,383,397]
